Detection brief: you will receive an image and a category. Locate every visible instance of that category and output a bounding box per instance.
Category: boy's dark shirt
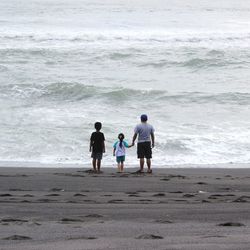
[90,132,105,153]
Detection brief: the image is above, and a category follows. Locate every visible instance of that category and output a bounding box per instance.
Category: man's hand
[152,143,154,148]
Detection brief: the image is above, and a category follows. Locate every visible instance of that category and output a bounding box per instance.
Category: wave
[1,46,248,71]
[1,32,250,48]
[1,82,250,105]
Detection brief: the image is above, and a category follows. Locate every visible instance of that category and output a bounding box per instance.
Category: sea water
[0,0,250,167]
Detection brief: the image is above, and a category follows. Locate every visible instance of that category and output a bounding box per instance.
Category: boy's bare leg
[92,159,97,171]
[121,162,124,172]
[97,159,101,172]
[140,158,144,171]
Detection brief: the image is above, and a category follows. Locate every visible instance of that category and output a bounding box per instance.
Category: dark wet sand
[1,166,250,250]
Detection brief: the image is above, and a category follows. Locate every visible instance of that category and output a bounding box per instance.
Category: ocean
[1,0,250,167]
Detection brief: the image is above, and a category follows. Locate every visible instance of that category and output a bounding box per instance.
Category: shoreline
[0,161,250,169]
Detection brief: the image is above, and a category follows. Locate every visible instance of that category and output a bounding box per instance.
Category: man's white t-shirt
[134,123,154,143]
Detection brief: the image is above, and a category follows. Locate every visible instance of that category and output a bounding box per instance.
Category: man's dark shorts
[137,142,152,159]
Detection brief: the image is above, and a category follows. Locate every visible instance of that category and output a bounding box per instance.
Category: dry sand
[1,166,250,250]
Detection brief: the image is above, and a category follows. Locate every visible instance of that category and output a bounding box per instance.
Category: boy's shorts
[91,152,103,160]
[116,156,125,163]
[137,142,152,159]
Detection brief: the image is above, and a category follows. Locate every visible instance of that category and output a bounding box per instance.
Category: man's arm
[151,132,155,148]
[132,133,137,146]
[124,141,133,148]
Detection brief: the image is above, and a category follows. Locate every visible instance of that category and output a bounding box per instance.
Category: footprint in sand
[3,235,32,240]
[201,200,211,203]
[37,199,55,203]
[196,182,207,185]
[125,192,138,195]
[50,188,64,192]
[155,219,173,224]
[183,194,195,198]
[220,187,231,191]
[0,194,12,197]
[1,218,28,223]
[85,214,103,218]
[108,199,124,203]
[136,234,164,239]
[74,193,86,197]
[83,200,97,203]
[160,178,170,181]
[202,235,226,238]
[21,200,31,203]
[61,218,84,223]
[233,197,248,203]
[67,236,97,240]
[218,222,245,227]
[168,174,186,179]
[139,199,152,202]
[128,194,140,197]
[153,193,165,197]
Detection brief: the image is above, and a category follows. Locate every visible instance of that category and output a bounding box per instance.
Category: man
[132,114,155,173]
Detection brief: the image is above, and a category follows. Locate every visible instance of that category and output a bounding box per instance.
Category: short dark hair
[140,114,148,122]
[94,122,102,131]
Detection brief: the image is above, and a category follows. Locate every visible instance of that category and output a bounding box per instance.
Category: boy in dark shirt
[89,122,105,173]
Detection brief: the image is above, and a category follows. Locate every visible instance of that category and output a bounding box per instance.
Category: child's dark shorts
[137,142,152,159]
[91,152,103,160]
[116,156,125,163]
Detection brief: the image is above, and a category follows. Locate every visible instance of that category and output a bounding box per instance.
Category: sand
[1,166,250,250]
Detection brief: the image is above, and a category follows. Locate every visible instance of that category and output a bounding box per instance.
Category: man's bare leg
[146,158,152,173]
[140,158,144,172]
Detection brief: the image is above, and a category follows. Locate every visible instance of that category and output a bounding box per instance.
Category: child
[113,133,132,173]
[89,122,105,173]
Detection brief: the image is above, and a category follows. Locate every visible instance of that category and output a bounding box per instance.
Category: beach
[1,166,250,250]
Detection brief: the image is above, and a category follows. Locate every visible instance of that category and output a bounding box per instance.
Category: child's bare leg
[92,159,97,171]
[97,159,101,172]
[120,162,124,172]
[117,163,120,172]
[140,158,144,171]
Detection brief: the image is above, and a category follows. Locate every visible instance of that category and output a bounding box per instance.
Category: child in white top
[113,133,132,173]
